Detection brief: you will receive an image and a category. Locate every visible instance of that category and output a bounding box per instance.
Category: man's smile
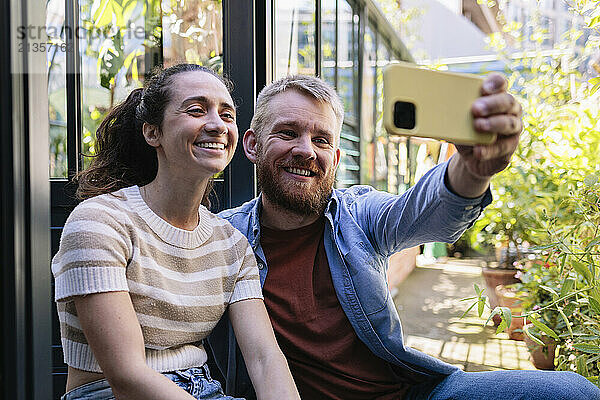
[283,167,316,177]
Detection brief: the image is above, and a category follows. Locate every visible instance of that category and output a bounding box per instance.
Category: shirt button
[465,205,474,210]
[257,262,265,270]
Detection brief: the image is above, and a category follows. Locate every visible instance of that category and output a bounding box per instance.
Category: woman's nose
[204,110,227,135]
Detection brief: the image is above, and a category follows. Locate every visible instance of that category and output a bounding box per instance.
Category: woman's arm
[229,299,300,400]
[74,291,194,400]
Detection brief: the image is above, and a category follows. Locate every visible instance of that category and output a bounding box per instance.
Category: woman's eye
[221,112,235,120]
[187,107,205,114]
[314,138,329,145]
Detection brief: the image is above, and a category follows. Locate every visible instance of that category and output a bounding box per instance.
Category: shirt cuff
[438,160,493,210]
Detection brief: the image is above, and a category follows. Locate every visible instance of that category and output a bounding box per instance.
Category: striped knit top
[51,185,263,373]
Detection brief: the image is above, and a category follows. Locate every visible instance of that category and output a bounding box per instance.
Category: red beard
[255,156,334,216]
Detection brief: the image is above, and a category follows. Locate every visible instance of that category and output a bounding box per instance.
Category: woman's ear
[142,122,161,148]
[243,129,258,164]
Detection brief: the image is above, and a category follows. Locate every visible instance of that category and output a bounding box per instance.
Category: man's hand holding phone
[448,73,522,198]
[462,73,523,178]
[383,63,523,198]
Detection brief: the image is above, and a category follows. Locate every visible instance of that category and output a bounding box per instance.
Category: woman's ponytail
[75,87,158,200]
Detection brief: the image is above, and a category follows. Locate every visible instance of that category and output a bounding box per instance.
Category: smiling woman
[51,64,300,400]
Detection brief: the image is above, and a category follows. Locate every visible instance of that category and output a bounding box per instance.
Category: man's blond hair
[250,75,345,141]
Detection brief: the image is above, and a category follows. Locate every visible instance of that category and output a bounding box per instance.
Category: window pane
[334,0,361,188]
[162,0,223,72]
[47,0,67,178]
[321,0,336,86]
[336,124,360,188]
[377,40,396,193]
[337,0,356,119]
[274,0,316,78]
[389,137,409,194]
[78,0,151,167]
[360,25,377,186]
[375,40,390,139]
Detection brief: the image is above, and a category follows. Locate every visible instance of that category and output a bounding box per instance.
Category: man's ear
[333,147,341,170]
[142,122,161,148]
[243,129,258,164]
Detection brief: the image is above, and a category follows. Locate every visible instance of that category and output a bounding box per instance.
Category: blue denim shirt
[207,161,492,397]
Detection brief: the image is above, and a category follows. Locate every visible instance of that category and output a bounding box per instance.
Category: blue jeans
[61,365,244,400]
[405,370,600,400]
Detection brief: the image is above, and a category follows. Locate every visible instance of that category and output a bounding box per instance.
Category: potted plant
[495,283,524,340]
[468,181,600,382]
[522,323,557,370]
[460,0,600,326]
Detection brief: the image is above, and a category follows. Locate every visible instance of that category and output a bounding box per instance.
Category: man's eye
[221,112,235,120]
[279,130,295,137]
[314,138,330,145]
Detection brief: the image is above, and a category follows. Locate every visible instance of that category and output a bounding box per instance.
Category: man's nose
[291,135,316,160]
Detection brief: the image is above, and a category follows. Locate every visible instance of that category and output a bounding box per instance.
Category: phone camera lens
[393,101,416,130]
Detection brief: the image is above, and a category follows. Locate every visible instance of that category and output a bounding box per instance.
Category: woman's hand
[229,298,300,400]
[74,292,195,399]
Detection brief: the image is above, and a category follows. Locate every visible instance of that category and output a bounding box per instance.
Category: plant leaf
[584,237,600,250]
[589,297,600,315]
[500,306,512,330]
[560,278,575,299]
[523,324,545,345]
[496,318,508,334]
[573,343,600,354]
[558,309,573,338]
[486,307,502,327]
[562,301,578,317]
[572,259,593,283]
[540,285,559,297]
[478,296,486,318]
[532,243,561,250]
[92,0,113,27]
[576,354,589,376]
[460,302,477,320]
[528,315,559,340]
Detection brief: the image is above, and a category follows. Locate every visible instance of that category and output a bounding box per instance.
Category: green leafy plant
[470,180,600,384]
[463,0,600,385]
[464,0,600,258]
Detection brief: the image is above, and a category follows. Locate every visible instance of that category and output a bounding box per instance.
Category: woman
[52,64,300,400]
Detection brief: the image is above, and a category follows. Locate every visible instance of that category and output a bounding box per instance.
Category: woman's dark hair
[75,63,233,208]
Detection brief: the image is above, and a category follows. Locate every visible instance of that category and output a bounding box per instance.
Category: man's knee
[543,371,600,400]
[528,371,600,400]
[432,370,600,400]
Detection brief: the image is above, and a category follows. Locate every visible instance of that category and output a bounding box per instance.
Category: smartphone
[383,62,497,145]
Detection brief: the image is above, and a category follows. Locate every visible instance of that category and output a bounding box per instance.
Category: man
[208,74,600,399]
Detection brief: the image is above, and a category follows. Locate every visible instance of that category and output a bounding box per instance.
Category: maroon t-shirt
[261,218,408,400]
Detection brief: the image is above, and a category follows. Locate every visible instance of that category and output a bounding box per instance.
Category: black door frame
[1,0,52,399]
[222,0,264,207]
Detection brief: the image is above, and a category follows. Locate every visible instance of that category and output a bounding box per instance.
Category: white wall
[403,0,495,62]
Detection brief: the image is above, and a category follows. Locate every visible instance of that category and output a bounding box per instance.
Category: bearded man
[207,75,600,400]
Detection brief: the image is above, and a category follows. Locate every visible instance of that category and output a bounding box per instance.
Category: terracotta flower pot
[522,324,556,370]
[495,284,524,341]
[482,267,520,326]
